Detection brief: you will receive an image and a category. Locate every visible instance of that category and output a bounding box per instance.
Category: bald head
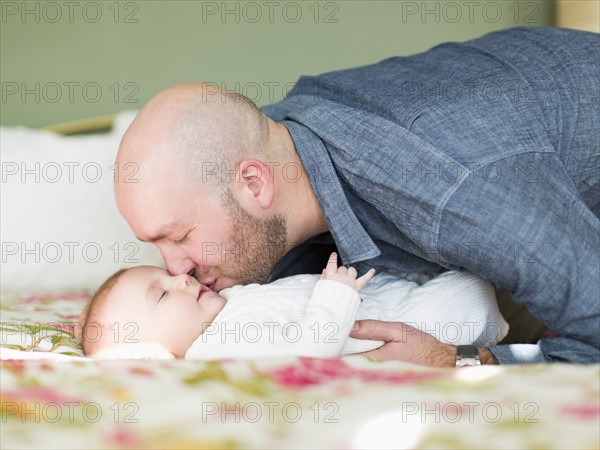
[118,83,271,191]
[114,83,327,286]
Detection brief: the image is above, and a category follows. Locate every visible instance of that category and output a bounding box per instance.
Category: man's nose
[158,243,196,276]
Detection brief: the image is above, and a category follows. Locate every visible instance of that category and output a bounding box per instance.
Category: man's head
[115,83,309,290]
[78,266,226,358]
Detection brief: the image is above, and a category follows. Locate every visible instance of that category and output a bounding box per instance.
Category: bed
[1,113,598,449]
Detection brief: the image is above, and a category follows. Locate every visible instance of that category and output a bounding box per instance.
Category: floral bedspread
[1,291,599,449]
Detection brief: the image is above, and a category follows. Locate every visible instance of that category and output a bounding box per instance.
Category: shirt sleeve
[436,153,600,364]
[283,279,362,357]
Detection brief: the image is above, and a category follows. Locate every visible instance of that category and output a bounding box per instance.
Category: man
[115,27,599,366]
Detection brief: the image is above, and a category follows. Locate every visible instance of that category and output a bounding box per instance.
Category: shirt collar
[280,119,380,265]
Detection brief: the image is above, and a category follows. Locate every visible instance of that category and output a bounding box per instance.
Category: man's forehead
[118,117,184,174]
[118,149,180,184]
[115,157,192,232]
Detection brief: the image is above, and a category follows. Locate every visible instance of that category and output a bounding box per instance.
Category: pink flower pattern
[270,357,444,388]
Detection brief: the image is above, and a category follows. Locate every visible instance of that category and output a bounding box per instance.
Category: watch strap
[455,345,481,367]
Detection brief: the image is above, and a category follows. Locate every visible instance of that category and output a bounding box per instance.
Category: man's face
[104,266,226,358]
[116,157,287,291]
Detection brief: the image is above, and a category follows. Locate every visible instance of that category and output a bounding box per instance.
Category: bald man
[116,27,599,367]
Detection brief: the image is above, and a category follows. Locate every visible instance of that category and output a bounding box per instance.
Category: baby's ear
[74,323,83,342]
[92,343,176,360]
[75,301,94,342]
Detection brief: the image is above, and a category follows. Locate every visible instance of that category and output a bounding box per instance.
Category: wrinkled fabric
[263,27,600,364]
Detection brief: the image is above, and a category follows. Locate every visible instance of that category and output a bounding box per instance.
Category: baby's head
[77,266,226,358]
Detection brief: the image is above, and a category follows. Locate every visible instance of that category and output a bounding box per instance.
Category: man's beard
[217,189,288,285]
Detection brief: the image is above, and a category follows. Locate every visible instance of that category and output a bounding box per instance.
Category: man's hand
[350,319,499,367]
[320,252,376,292]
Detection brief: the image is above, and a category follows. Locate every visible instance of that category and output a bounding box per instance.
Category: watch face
[456,357,481,367]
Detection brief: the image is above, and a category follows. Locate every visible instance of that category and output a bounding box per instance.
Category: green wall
[1,0,554,128]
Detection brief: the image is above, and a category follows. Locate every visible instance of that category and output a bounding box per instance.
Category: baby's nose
[186,275,199,287]
[175,273,198,289]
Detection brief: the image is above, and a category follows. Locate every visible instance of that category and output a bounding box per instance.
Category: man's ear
[235,159,275,210]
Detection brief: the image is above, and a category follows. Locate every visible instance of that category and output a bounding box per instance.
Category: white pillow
[1,111,164,292]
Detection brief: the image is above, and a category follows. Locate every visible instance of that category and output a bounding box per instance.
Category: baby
[77,253,508,359]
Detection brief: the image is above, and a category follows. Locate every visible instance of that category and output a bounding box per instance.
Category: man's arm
[352,151,599,365]
[479,347,498,364]
[350,320,498,367]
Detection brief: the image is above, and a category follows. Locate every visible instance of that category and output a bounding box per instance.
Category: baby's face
[103,266,226,357]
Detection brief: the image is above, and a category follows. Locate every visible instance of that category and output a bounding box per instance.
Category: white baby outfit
[185,270,509,360]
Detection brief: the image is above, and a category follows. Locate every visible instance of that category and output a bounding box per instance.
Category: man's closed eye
[174,233,189,245]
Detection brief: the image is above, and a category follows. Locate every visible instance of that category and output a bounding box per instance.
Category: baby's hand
[320,252,375,292]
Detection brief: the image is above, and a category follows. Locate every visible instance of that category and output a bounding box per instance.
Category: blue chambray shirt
[262,27,600,364]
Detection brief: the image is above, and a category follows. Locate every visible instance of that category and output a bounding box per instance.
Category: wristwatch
[455,345,481,367]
